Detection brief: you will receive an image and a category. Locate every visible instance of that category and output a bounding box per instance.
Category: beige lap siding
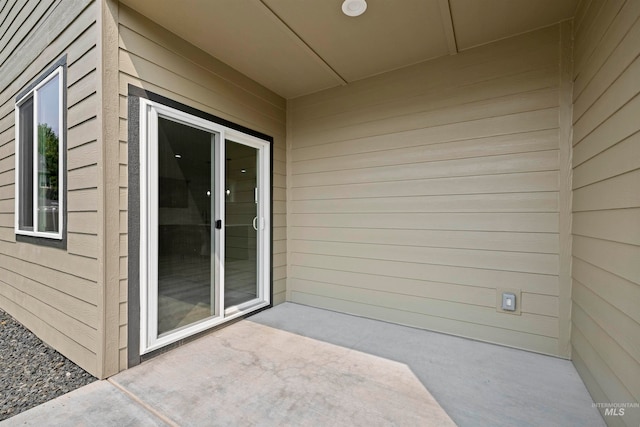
[570,1,640,426]
[0,0,100,375]
[116,5,287,370]
[288,25,570,357]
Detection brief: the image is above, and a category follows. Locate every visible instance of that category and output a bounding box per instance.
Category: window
[15,66,64,239]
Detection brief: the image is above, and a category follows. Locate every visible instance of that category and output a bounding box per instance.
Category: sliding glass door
[139,99,270,353]
[156,117,215,336]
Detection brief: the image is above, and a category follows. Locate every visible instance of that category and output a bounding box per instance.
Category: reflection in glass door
[224,140,258,309]
[140,98,271,354]
[156,117,215,336]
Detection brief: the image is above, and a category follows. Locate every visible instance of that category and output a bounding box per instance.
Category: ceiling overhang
[119,0,578,99]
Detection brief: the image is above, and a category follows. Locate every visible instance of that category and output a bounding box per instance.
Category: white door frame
[139,98,271,354]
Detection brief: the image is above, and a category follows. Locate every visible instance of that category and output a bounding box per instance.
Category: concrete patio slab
[251,303,606,427]
[2,380,167,427]
[3,311,455,426]
[3,303,606,426]
[111,320,455,426]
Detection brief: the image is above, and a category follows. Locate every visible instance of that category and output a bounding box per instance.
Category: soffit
[450,0,579,50]
[119,0,579,99]
[261,0,450,82]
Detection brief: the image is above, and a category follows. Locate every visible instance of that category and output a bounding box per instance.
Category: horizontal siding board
[521,293,558,317]
[574,10,640,118]
[572,131,640,189]
[292,265,495,307]
[291,227,558,254]
[0,279,97,352]
[0,183,14,201]
[0,226,15,243]
[0,266,96,327]
[573,280,640,362]
[292,212,559,233]
[67,92,97,128]
[0,0,95,105]
[292,171,559,200]
[573,57,640,143]
[292,252,559,296]
[573,91,640,158]
[571,353,635,427]
[572,257,640,325]
[294,88,559,148]
[0,0,54,69]
[273,279,286,295]
[0,0,32,55]
[67,165,98,191]
[572,235,640,285]
[0,138,14,160]
[571,326,639,427]
[573,208,640,246]
[0,239,98,283]
[573,303,640,399]
[68,232,98,259]
[67,44,97,86]
[67,117,98,149]
[68,188,98,212]
[292,240,558,275]
[573,0,606,68]
[573,0,640,98]
[68,139,98,170]
[292,192,558,214]
[295,65,558,133]
[68,211,98,235]
[572,169,640,211]
[572,0,625,78]
[292,108,558,162]
[292,129,558,175]
[68,69,97,108]
[273,291,286,305]
[293,150,559,188]
[0,249,97,301]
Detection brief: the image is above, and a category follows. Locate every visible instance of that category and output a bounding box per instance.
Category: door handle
[252,217,258,231]
[215,220,222,229]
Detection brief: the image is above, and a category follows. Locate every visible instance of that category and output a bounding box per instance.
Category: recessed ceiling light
[342,0,367,17]
[241,169,247,173]
[174,154,182,159]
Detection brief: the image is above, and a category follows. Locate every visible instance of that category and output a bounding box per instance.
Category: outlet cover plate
[496,288,521,315]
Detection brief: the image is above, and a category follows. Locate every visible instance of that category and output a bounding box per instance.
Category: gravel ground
[0,309,96,421]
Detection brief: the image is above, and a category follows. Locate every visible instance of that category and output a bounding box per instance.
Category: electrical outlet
[496,288,521,315]
[502,293,516,311]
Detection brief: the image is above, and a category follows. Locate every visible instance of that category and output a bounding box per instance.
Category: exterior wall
[116,5,287,370]
[287,25,573,357]
[570,0,640,425]
[0,0,101,375]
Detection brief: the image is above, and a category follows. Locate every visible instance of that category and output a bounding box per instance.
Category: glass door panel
[224,140,258,309]
[156,117,215,336]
